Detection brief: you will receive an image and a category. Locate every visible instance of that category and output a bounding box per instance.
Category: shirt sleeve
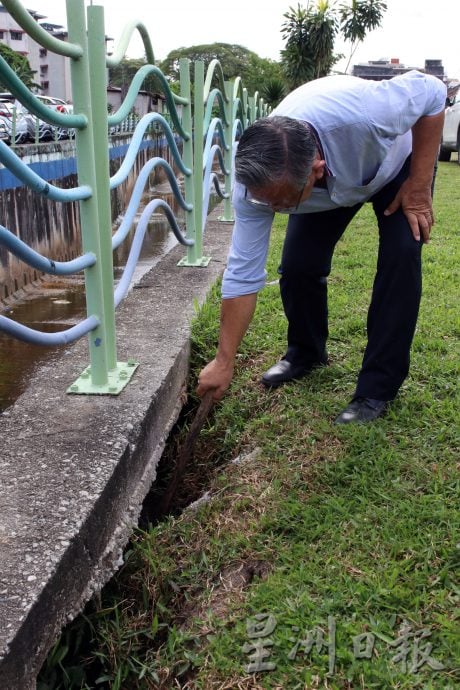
[365,70,447,137]
[221,182,274,299]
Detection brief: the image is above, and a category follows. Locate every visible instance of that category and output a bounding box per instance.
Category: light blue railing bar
[110,114,191,190]
[233,119,244,138]
[0,225,95,274]
[0,141,92,201]
[114,198,194,307]
[108,66,189,139]
[202,144,229,232]
[1,0,83,58]
[203,59,229,105]
[232,119,244,185]
[203,144,229,182]
[0,314,99,346]
[209,172,227,198]
[203,89,228,131]
[111,157,193,250]
[202,117,229,171]
[106,20,155,68]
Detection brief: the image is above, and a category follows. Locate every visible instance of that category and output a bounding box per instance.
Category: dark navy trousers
[279,157,423,401]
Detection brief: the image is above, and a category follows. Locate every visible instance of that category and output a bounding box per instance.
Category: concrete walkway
[0,207,233,689]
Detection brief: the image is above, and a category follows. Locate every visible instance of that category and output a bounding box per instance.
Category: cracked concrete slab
[0,206,233,689]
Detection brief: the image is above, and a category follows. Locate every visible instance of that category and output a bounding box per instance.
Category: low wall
[0,133,177,302]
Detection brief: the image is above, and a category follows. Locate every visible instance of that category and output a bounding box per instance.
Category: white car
[439,90,460,163]
[35,94,73,114]
[34,95,75,141]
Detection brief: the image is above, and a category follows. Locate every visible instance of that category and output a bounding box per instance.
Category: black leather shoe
[334,397,390,424]
[261,358,324,388]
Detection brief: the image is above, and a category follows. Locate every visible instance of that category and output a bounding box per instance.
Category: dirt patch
[179,559,271,631]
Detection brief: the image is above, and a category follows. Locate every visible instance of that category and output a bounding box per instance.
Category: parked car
[0,93,75,144]
[0,117,9,142]
[35,94,73,114]
[0,100,30,144]
[35,95,75,141]
[439,91,460,163]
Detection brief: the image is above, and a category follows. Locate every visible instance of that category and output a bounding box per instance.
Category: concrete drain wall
[0,207,232,689]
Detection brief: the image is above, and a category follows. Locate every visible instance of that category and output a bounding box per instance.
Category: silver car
[439,89,460,163]
[0,101,30,144]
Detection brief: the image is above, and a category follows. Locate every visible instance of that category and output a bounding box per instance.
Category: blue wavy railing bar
[106,20,155,68]
[108,66,189,141]
[0,226,96,275]
[114,199,194,307]
[111,157,193,251]
[202,144,230,232]
[110,114,191,190]
[203,118,229,169]
[0,314,99,346]
[0,141,92,201]
[210,173,228,198]
[204,89,229,132]
[203,59,229,104]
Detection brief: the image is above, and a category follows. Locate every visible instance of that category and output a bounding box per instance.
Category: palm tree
[280,1,388,89]
[281,1,338,90]
[339,0,388,73]
[261,78,287,107]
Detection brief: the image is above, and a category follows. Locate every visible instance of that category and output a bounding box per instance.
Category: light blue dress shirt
[222,70,447,299]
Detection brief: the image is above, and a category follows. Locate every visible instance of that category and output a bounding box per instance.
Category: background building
[0,3,72,99]
[352,57,445,81]
[0,3,116,102]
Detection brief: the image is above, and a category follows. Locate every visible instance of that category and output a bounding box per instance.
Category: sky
[31,0,460,79]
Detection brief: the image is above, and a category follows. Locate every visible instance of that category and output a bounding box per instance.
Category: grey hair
[235,116,317,191]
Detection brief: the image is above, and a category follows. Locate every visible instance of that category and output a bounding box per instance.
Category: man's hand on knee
[384,178,434,244]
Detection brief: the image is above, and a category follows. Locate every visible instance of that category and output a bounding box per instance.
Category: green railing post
[86,4,117,371]
[242,88,249,130]
[218,79,234,223]
[66,0,137,394]
[65,0,107,385]
[178,59,210,267]
[177,58,201,267]
[11,105,17,145]
[249,95,256,124]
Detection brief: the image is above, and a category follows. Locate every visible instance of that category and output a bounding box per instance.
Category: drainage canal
[0,187,186,413]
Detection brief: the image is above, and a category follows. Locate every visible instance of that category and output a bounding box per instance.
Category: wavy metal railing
[0,0,269,395]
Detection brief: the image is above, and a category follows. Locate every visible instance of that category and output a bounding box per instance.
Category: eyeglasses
[244,184,306,212]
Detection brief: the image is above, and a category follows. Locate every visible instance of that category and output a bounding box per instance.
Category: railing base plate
[217,215,234,223]
[67,360,139,395]
[177,256,211,267]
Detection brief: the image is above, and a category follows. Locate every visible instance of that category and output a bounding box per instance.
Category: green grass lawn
[39,162,460,690]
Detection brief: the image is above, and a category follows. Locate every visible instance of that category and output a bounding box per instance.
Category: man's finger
[420,217,431,243]
[384,200,399,216]
[406,213,420,241]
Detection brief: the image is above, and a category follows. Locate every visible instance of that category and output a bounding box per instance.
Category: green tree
[159,43,283,96]
[280,0,387,90]
[108,57,163,96]
[0,43,38,91]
